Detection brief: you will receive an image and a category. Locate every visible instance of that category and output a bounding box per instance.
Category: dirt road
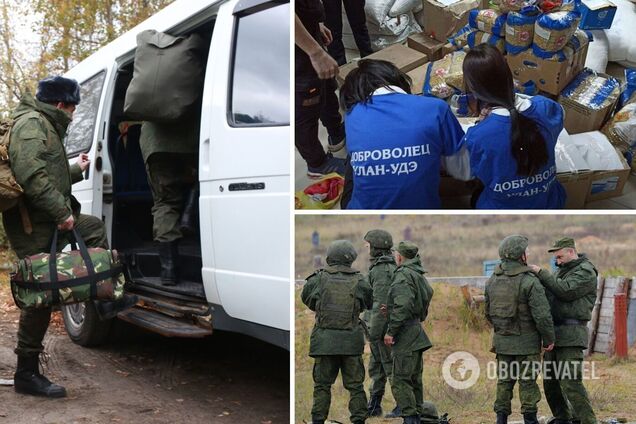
[0,286,289,424]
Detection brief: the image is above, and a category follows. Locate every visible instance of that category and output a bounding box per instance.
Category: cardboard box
[559,71,620,134]
[442,42,460,56]
[578,0,617,30]
[506,42,588,96]
[557,171,593,209]
[337,44,428,85]
[407,64,428,94]
[420,0,480,43]
[586,148,631,202]
[407,33,446,61]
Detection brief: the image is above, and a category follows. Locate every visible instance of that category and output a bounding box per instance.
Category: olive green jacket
[536,255,598,348]
[139,115,199,164]
[3,93,83,257]
[485,260,555,355]
[368,254,397,342]
[386,256,433,353]
[301,265,373,356]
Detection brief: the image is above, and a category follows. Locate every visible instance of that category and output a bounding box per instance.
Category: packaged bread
[505,9,538,54]
[532,28,589,61]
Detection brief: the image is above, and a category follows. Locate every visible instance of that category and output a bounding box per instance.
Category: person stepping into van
[139,117,199,286]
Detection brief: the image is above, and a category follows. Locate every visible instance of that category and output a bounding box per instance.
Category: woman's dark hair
[463,44,549,177]
[339,59,412,112]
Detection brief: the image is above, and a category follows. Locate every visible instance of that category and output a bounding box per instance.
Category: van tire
[61,301,112,346]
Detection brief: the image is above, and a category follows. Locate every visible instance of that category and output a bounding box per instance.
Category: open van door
[64,68,113,223]
[199,0,290,344]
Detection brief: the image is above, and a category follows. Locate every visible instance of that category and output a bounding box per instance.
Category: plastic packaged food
[423,50,467,98]
[468,9,508,37]
[533,10,580,53]
[505,9,539,54]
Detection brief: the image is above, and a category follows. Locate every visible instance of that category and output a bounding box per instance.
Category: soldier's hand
[77,153,91,172]
[58,215,75,231]
[543,343,554,352]
[384,335,394,347]
[529,264,541,273]
[309,49,339,80]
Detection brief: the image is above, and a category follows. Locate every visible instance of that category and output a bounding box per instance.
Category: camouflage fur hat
[326,240,357,266]
[364,229,393,249]
[498,235,528,260]
[396,240,418,259]
[36,76,81,105]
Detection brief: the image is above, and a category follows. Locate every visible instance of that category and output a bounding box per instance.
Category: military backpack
[316,270,361,330]
[487,268,536,336]
[0,119,24,212]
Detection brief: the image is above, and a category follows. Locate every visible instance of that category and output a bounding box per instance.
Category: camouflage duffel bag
[10,228,125,309]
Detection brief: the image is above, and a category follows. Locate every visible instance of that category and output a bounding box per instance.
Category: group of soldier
[301,231,599,424]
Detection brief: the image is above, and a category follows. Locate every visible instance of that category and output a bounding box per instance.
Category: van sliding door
[199,0,290,333]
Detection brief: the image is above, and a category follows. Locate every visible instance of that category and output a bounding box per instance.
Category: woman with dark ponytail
[462,44,566,209]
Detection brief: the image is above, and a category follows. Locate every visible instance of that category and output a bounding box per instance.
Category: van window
[64,71,106,157]
[229,3,290,126]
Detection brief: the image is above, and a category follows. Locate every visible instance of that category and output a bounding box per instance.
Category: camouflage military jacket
[301,265,372,356]
[485,260,555,355]
[139,114,199,164]
[3,93,83,257]
[386,256,433,353]
[537,255,598,348]
[368,254,397,342]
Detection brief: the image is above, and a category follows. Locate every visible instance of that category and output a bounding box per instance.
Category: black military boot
[309,418,324,424]
[179,186,199,236]
[14,355,66,398]
[403,415,421,424]
[523,412,539,424]
[496,413,508,424]
[385,405,402,418]
[367,393,383,417]
[94,294,139,320]
[159,241,180,286]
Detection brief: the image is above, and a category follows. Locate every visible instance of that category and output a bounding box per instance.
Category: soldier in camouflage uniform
[301,240,373,424]
[140,116,199,286]
[485,235,555,424]
[2,77,107,398]
[385,241,434,424]
[363,229,399,418]
[529,237,598,424]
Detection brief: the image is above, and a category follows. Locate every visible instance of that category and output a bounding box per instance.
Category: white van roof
[66,0,226,81]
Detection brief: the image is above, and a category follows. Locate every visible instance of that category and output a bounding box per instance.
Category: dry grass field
[295,215,636,424]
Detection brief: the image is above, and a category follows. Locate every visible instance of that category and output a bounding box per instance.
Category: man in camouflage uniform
[485,235,555,424]
[3,77,107,398]
[529,237,598,424]
[140,116,199,286]
[301,239,373,424]
[363,229,399,418]
[384,241,433,424]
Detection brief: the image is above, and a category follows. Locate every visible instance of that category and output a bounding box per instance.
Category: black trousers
[323,0,373,65]
[295,77,343,168]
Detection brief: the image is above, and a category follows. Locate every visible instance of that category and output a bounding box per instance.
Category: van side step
[117,307,212,338]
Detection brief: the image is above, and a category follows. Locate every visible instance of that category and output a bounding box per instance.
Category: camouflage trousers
[369,340,393,397]
[14,214,108,358]
[544,348,597,424]
[494,354,542,415]
[311,355,368,423]
[145,152,197,243]
[389,349,423,417]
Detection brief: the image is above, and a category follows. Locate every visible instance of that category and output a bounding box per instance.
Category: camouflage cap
[363,229,393,249]
[498,235,529,260]
[396,240,418,259]
[548,237,576,252]
[420,401,440,424]
[326,240,358,266]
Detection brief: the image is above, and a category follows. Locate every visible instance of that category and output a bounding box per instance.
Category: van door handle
[228,182,265,191]
[201,138,210,174]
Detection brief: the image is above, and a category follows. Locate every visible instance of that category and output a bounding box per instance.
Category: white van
[59,0,290,350]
